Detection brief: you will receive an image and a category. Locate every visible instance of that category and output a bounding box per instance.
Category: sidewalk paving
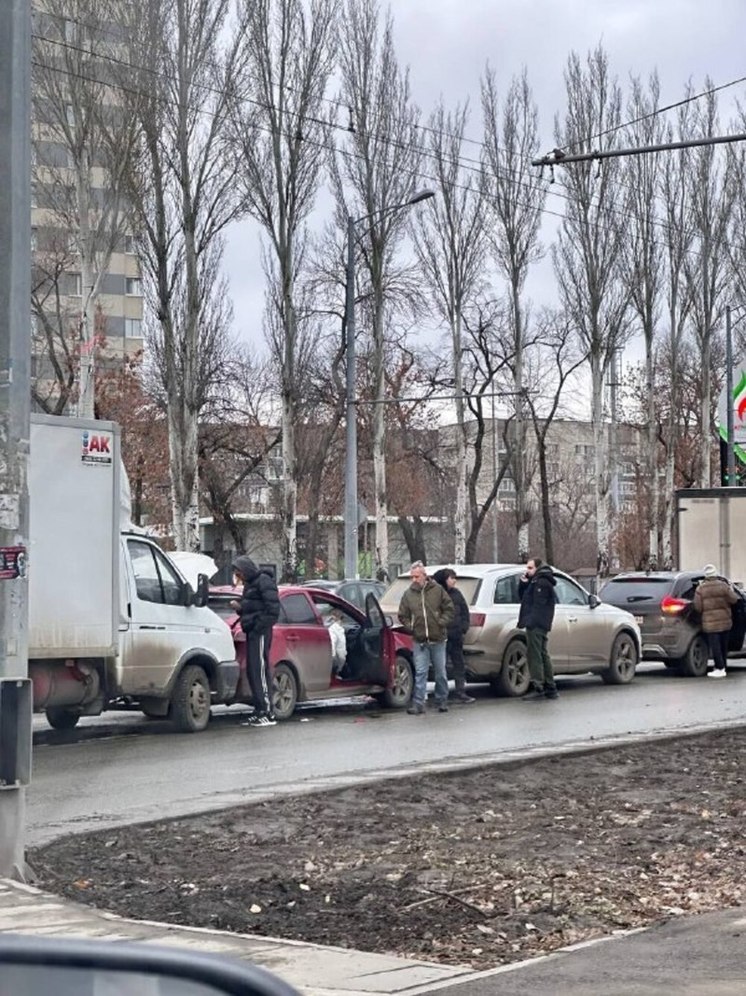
[1,878,744,995]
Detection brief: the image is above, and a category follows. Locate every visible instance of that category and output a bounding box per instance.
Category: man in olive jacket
[517,557,558,700]
[693,564,738,679]
[398,561,455,715]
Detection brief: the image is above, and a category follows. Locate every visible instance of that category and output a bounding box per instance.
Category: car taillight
[469,612,486,628]
[661,596,688,615]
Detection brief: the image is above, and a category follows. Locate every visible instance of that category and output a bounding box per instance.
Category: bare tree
[659,108,695,564]
[482,67,546,560]
[411,100,487,563]
[124,0,243,550]
[229,0,338,576]
[31,0,138,415]
[459,302,515,562]
[552,45,630,576]
[332,0,422,576]
[684,83,733,487]
[620,73,665,565]
[523,312,587,565]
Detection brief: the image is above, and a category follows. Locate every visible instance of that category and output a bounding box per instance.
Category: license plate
[634,616,644,626]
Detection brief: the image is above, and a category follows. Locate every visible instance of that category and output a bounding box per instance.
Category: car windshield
[600,578,673,603]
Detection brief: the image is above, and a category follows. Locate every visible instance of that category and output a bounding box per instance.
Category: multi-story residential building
[30,3,144,413]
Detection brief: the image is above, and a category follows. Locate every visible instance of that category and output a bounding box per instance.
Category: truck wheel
[272,663,298,721]
[491,639,531,697]
[378,655,414,709]
[45,707,80,730]
[601,632,638,684]
[676,635,709,677]
[170,664,211,733]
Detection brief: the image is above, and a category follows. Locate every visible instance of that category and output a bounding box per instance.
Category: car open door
[358,593,392,685]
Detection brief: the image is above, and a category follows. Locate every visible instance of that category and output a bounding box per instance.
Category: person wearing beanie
[230,556,281,725]
[693,565,738,679]
[432,568,474,704]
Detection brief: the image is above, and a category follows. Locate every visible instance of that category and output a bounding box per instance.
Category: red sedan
[209,585,414,720]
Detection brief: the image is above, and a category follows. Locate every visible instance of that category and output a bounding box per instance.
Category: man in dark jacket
[517,557,558,700]
[231,556,281,726]
[433,568,474,704]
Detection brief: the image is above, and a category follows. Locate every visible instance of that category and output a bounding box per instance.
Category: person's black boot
[522,685,546,701]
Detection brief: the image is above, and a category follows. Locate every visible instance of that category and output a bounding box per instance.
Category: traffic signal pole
[0,0,33,879]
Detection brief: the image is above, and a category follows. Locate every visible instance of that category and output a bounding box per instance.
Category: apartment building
[30,3,144,412]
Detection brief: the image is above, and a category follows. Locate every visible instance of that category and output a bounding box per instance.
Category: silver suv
[381,564,641,696]
[598,571,746,676]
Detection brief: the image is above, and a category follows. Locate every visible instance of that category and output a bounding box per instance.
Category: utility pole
[608,349,620,572]
[725,305,736,487]
[0,0,33,879]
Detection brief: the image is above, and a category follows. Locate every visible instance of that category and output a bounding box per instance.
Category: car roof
[397,563,524,579]
[604,571,698,581]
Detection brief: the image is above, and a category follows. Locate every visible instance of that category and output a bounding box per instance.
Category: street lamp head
[407,188,436,205]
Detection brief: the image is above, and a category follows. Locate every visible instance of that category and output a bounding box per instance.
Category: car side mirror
[588,593,600,609]
[0,935,299,995]
[192,573,209,608]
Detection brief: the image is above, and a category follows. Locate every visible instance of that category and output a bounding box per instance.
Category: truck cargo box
[676,487,746,585]
[29,415,120,658]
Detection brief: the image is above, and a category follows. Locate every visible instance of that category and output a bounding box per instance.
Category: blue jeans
[412,640,448,706]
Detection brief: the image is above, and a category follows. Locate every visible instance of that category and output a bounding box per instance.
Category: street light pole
[726,305,736,487]
[343,214,358,580]
[0,0,32,879]
[342,189,435,581]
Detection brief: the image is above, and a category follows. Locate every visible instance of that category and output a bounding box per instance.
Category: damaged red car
[209,585,414,720]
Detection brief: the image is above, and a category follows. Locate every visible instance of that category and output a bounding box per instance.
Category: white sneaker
[707,668,727,679]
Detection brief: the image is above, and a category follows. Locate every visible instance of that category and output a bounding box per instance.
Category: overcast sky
[222,0,746,383]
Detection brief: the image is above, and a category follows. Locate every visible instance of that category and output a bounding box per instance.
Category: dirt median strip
[30,726,746,971]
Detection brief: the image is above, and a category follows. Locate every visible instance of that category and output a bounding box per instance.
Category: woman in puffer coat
[693,564,738,678]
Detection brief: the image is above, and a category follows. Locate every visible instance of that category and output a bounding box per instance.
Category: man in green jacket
[398,561,455,715]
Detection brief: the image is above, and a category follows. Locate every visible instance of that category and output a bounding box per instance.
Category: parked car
[209,585,414,719]
[598,570,746,676]
[380,564,641,696]
[301,578,386,611]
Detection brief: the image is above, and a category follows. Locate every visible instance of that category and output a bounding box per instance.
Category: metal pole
[726,305,736,486]
[343,215,359,580]
[0,0,32,879]
[491,391,498,561]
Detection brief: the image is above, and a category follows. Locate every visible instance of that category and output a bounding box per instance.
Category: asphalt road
[27,664,746,847]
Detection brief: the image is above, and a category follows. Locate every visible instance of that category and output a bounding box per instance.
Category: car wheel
[272,662,298,721]
[379,654,414,709]
[601,632,638,684]
[170,664,211,733]
[676,635,709,677]
[45,707,80,730]
[491,639,531,697]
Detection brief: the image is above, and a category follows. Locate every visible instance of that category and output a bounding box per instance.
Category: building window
[125,277,142,296]
[68,272,82,297]
[66,103,75,128]
[124,234,138,254]
[124,318,142,338]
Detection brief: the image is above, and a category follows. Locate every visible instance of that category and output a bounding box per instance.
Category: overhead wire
[30,34,746,266]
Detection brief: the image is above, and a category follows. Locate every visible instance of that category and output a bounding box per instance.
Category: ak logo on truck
[81,430,113,466]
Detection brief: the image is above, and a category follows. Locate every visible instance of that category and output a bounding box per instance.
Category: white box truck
[28,415,238,732]
[676,487,746,585]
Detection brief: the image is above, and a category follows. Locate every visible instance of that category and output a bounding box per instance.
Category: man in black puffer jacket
[231,556,281,727]
[517,557,558,701]
[432,568,474,704]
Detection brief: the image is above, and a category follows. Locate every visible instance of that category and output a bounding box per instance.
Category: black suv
[599,571,746,676]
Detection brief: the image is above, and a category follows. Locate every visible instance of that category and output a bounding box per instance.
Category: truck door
[121,538,200,696]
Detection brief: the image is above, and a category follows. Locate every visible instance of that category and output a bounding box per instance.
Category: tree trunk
[453,311,468,563]
[591,353,610,576]
[397,515,427,565]
[372,291,388,575]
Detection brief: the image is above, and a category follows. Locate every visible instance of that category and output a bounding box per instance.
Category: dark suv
[599,571,746,676]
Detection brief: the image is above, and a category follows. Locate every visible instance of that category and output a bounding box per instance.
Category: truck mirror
[193,573,209,608]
